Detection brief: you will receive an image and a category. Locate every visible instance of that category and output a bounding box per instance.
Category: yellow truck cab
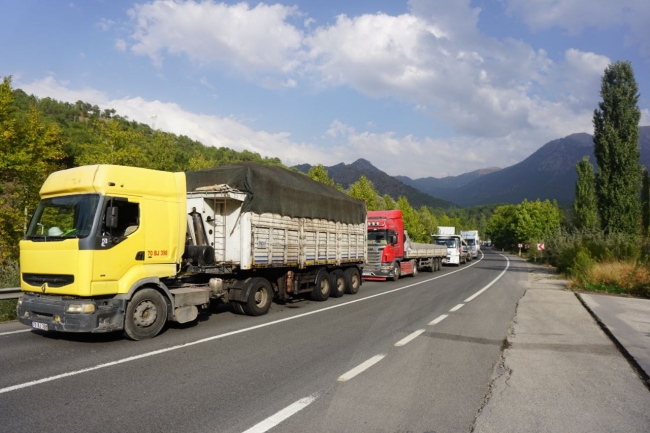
[17,165,192,339]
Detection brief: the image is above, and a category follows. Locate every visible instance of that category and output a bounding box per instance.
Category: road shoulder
[473,263,650,433]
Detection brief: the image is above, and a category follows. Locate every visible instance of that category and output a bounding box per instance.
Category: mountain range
[297,126,650,208]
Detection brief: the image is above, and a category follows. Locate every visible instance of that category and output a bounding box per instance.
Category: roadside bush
[0,259,20,288]
[568,247,595,286]
[587,261,650,298]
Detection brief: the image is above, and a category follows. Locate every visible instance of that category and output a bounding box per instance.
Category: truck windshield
[434,238,457,248]
[368,231,388,245]
[466,239,475,245]
[26,194,100,240]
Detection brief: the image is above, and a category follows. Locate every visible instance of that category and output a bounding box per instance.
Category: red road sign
[537,243,545,250]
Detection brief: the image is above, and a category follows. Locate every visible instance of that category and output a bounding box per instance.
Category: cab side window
[103,198,140,237]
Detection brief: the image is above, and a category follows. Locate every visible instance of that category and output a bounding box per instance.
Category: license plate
[31,321,48,331]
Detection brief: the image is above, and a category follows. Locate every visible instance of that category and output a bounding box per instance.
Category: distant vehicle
[461,230,480,259]
[364,210,446,281]
[433,227,470,266]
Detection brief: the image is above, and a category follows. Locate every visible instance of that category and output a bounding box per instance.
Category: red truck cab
[363,210,415,281]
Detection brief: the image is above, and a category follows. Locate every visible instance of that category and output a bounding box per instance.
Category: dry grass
[572,260,650,297]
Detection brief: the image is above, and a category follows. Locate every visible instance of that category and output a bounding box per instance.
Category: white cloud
[96,18,115,31]
[114,39,127,52]
[127,1,304,74]
[506,0,650,56]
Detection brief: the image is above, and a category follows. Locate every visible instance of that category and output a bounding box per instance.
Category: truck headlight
[65,303,96,314]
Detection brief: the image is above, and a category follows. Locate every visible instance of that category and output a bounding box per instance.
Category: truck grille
[365,247,384,272]
[23,273,74,288]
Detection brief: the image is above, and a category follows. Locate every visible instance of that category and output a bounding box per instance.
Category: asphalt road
[0,249,526,433]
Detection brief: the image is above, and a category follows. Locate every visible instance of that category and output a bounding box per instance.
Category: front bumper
[362,263,396,280]
[17,292,126,333]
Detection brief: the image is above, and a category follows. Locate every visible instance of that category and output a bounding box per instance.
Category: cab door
[92,196,144,296]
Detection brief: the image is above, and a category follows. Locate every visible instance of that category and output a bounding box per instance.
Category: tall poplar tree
[642,169,650,236]
[593,61,642,234]
[573,156,599,230]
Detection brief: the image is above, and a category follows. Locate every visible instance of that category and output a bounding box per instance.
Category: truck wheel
[330,269,346,298]
[437,258,442,271]
[411,260,418,277]
[344,267,361,294]
[391,262,401,282]
[311,269,331,301]
[242,278,273,316]
[124,288,168,340]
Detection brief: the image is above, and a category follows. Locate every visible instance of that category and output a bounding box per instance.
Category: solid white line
[464,254,510,303]
[0,251,491,395]
[242,394,318,433]
[428,314,448,326]
[394,329,426,347]
[0,329,31,336]
[338,354,386,382]
[449,304,464,312]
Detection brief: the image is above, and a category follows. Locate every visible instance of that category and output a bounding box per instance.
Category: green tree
[512,199,563,243]
[307,164,335,187]
[348,175,379,210]
[642,169,650,236]
[593,61,642,234]
[419,206,438,240]
[573,156,599,230]
[384,194,396,210]
[0,76,64,260]
[397,196,426,242]
[76,119,149,167]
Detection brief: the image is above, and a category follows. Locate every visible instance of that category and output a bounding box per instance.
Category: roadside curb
[575,292,650,391]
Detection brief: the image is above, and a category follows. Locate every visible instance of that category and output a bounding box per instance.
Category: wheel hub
[133,300,157,327]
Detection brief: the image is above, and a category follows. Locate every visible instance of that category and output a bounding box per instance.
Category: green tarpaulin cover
[185,163,366,224]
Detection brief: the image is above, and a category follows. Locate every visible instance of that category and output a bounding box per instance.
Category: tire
[311,269,331,301]
[410,260,418,277]
[242,277,273,316]
[124,288,168,340]
[391,262,401,282]
[435,258,440,271]
[330,269,346,298]
[344,267,361,294]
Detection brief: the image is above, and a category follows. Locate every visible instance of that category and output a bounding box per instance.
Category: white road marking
[428,314,448,326]
[449,304,464,312]
[0,329,31,336]
[0,251,494,395]
[338,354,386,382]
[464,253,510,303]
[242,394,318,433]
[394,329,426,347]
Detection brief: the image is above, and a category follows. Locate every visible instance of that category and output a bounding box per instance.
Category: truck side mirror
[389,234,397,245]
[106,206,119,229]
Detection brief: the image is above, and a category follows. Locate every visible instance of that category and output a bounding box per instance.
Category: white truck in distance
[432,227,470,266]
[461,230,480,259]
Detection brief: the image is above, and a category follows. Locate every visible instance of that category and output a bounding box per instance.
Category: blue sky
[1,0,648,178]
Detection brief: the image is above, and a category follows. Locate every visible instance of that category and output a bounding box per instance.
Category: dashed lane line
[428,314,448,326]
[337,354,386,382]
[394,329,426,347]
[449,303,464,312]
[241,394,319,433]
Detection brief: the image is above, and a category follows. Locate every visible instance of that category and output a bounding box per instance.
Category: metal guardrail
[0,287,21,300]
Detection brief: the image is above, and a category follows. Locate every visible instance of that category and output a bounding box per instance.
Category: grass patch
[0,299,18,322]
[569,260,650,298]
[583,284,629,295]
